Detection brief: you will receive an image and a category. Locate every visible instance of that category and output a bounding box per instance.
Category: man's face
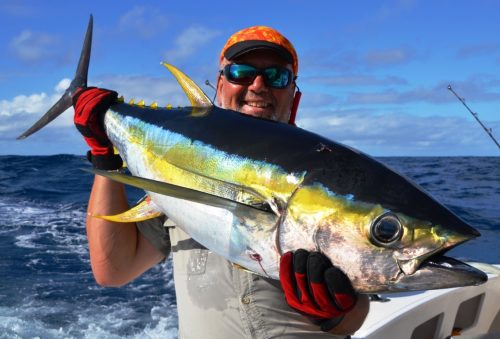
[216,50,295,123]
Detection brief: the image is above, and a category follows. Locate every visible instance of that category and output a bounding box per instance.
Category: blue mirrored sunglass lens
[228,65,256,84]
[224,64,291,88]
[264,67,290,87]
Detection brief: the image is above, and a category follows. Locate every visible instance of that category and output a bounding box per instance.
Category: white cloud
[0,78,70,118]
[300,92,338,108]
[0,93,48,117]
[456,43,500,59]
[118,6,168,38]
[163,26,220,62]
[55,78,71,93]
[95,74,190,107]
[345,81,500,105]
[9,30,58,62]
[297,109,500,155]
[0,78,76,141]
[1,73,198,138]
[305,74,407,87]
[375,0,417,21]
[301,49,360,72]
[346,90,402,104]
[0,1,35,16]
[364,48,414,67]
[1,72,202,136]
[3,73,498,156]
[303,46,415,72]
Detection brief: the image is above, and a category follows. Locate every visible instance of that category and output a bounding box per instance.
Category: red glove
[280,249,357,331]
[73,87,122,170]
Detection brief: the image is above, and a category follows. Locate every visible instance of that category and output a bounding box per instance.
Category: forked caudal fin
[17,15,93,140]
[17,15,213,141]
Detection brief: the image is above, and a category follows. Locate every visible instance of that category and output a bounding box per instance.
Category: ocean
[0,155,498,338]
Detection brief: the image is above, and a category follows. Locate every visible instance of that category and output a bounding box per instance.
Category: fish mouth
[391,254,488,292]
[389,218,487,292]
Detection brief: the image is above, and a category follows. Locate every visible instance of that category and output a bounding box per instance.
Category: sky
[1,0,500,156]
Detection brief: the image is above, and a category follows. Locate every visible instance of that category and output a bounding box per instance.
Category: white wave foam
[1,198,181,337]
[1,199,89,262]
[0,306,178,339]
[0,260,178,338]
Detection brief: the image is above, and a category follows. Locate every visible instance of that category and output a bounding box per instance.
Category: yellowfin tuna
[18,16,487,293]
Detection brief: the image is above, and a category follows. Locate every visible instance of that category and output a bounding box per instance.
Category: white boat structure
[353,263,500,339]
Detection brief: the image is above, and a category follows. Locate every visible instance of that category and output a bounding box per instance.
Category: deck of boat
[353,263,500,339]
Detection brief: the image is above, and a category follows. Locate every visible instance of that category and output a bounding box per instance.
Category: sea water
[0,155,498,338]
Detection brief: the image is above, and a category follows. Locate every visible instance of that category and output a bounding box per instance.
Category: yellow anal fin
[90,195,163,222]
[161,62,212,108]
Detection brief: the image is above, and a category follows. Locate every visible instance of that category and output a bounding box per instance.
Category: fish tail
[17,15,93,139]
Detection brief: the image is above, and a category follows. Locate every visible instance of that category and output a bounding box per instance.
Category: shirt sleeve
[136,215,171,257]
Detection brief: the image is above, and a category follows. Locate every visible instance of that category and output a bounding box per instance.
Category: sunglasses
[220,64,294,89]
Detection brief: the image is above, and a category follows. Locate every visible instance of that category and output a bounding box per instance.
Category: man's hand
[279,249,358,331]
[73,87,122,170]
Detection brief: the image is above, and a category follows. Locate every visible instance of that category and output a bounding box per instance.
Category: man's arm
[72,87,165,286]
[86,175,165,287]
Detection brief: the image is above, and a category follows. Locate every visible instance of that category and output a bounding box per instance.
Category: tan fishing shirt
[137,218,344,339]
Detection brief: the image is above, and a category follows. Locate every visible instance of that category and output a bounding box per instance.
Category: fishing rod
[205,80,217,103]
[447,84,500,150]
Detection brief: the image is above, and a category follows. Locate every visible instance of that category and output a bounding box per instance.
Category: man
[73,26,369,338]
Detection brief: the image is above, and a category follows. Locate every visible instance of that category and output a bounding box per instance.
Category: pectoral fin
[90,195,163,222]
[83,168,273,215]
[162,156,271,211]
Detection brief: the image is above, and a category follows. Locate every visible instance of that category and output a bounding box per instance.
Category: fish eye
[370,213,402,247]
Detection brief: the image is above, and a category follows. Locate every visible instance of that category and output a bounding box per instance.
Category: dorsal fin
[161,62,212,107]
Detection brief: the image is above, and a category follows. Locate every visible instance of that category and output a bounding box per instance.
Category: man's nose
[248,74,268,92]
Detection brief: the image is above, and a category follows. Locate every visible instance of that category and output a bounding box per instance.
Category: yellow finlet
[150,101,158,109]
[166,103,172,109]
[138,99,145,107]
[160,62,212,107]
[90,196,163,223]
[117,96,124,103]
[232,263,254,273]
[129,98,135,105]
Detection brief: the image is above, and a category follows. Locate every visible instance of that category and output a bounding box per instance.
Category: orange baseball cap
[220,26,298,74]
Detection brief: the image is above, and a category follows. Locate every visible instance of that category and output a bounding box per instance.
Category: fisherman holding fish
[73,26,369,337]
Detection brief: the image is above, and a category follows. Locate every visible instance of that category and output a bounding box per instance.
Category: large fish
[19,16,487,293]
